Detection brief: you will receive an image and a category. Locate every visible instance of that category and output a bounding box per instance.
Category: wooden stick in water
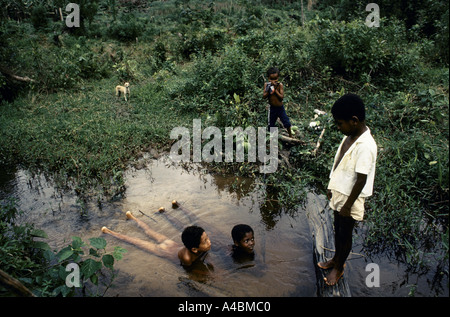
[138,209,157,222]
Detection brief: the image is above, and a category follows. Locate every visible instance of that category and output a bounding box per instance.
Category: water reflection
[162,159,293,230]
[0,157,316,296]
[3,156,445,296]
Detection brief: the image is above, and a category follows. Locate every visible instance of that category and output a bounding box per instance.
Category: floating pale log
[171,200,197,225]
[172,200,194,215]
[305,193,351,297]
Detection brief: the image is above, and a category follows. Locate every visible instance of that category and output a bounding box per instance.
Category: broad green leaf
[57,246,74,262]
[81,259,102,279]
[89,237,107,250]
[89,247,100,257]
[233,93,240,104]
[53,285,73,297]
[90,274,99,285]
[43,249,56,262]
[32,241,51,250]
[102,254,114,269]
[58,265,69,280]
[30,228,48,238]
[71,236,85,249]
[18,277,33,285]
[113,246,127,260]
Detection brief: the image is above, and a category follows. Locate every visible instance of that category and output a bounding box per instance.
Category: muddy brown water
[1,155,448,297]
[0,156,316,297]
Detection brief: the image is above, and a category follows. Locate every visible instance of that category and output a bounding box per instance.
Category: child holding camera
[263,67,293,138]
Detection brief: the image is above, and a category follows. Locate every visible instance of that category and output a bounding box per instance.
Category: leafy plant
[108,13,145,42]
[47,236,127,297]
[0,199,126,297]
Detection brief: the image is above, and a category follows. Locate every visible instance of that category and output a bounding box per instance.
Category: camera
[265,82,275,93]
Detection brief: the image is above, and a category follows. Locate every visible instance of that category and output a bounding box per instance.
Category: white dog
[115,82,130,101]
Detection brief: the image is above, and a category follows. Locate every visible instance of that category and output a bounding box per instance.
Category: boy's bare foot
[317,259,335,270]
[324,267,344,286]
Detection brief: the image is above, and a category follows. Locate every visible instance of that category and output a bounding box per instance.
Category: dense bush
[314,0,449,65]
[306,18,418,86]
[174,26,229,60]
[31,39,112,91]
[30,5,49,30]
[0,0,448,277]
[165,44,259,113]
[107,13,145,42]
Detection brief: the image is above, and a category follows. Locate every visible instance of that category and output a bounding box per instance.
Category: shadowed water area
[0,155,447,297]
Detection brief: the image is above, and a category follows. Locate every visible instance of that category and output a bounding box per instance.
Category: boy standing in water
[318,94,377,286]
[263,67,293,137]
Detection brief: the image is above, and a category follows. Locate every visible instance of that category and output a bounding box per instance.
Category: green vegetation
[0,0,448,293]
[0,199,126,296]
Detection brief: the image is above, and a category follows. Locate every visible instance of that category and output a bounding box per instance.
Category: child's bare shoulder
[178,248,193,266]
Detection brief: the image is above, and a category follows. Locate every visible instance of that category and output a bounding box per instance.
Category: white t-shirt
[328,128,377,196]
[327,128,377,220]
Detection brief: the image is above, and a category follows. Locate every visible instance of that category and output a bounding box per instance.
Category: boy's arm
[274,83,284,100]
[263,83,269,99]
[339,172,367,217]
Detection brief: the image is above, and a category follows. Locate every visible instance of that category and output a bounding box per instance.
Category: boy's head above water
[231,224,255,254]
[181,225,211,253]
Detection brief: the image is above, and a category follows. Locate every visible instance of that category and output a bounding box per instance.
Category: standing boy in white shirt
[318,94,377,286]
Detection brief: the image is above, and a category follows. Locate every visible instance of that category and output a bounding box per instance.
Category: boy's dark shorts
[268,105,291,129]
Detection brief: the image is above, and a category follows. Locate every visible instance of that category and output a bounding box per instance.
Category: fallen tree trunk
[0,269,35,297]
[0,66,35,83]
[312,128,326,156]
[278,134,304,145]
[305,193,351,297]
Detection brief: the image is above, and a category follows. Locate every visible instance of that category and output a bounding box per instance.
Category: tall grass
[0,77,193,197]
[0,0,448,275]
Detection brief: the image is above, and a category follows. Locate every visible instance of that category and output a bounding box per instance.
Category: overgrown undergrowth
[0,0,448,289]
